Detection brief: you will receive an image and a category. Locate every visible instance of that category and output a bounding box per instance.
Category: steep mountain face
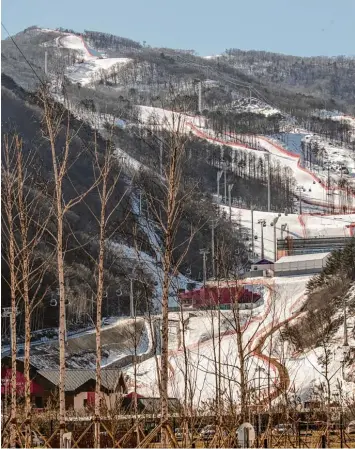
[222,49,355,115]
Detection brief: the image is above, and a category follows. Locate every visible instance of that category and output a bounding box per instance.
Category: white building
[274,252,330,276]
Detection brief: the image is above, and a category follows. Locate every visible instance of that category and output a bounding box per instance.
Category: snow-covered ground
[24,317,148,369]
[284,283,355,401]
[108,241,196,309]
[125,275,311,404]
[229,97,281,117]
[314,110,355,130]
[42,69,354,397]
[136,105,355,212]
[203,55,221,60]
[41,30,132,86]
[56,35,93,60]
[126,273,354,406]
[302,134,355,178]
[65,57,131,85]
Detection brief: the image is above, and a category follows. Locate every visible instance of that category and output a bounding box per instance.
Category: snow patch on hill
[108,241,196,310]
[230,97,281,117]
[65,58,131,86]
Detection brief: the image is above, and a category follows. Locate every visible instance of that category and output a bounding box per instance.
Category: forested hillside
[284,239,355,380]
[3,27,351,118]
[223,49,355,114]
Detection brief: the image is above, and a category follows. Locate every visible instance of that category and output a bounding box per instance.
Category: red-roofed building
[178,285,261,310]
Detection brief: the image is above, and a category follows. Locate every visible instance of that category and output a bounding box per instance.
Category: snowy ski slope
[126,273,353,404]
[137,105,355,212]
[125,275,314,404]
[65,57,131,85]
[45,32,132,85]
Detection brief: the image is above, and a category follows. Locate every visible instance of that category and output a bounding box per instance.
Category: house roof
[139,398,181,413]
[1,356,38,374]
[253,259,274,265]
[123,396,181,413]
[125,391,144,399]
[37,369,125,393]
[275,252,330,264]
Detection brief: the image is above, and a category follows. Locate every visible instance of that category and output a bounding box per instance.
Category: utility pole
[296,186,303,215]
[216,170,223,205]
[160,140,163,177]
[251,206,255,260]
[224,166,227,204]
[130,278,135,318]
[343,297,348,348]
[44,51,48,75]
[270,214,281,262]
[264,153,271,212]
[200,249,209,288]
[198,80,202,114]
[228,184,234,221]
[281,223,288,239]
[210,220,217,279]
[258,220,266,259]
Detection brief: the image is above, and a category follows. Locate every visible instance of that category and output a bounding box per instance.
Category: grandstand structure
[277,236,353,258]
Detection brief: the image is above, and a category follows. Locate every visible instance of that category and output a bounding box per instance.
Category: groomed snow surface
[126,274,353,406]
[45,74,355,402]
[65,57,131,86]
[137,105,355,212]
[43,31,132,86]
[126,275,316,403]
[57,35,92,59]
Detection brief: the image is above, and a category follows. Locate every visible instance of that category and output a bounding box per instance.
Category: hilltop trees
[224,49,355,113]
[84,30,142,52]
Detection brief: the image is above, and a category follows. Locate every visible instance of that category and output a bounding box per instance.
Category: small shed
[250,259,274,272]
[274,252,330,276]
[36,369,127,410]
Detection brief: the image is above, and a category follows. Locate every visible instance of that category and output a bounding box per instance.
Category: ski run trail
[138,105,355,213]
[44,60,355,405]
[123,106,355,405]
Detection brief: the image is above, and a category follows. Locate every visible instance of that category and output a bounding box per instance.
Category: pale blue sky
[2,0,354,57]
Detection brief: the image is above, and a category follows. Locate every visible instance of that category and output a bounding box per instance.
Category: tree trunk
[160,236,173,444]
[57,209,67,447]
[17,140,32,448]
[43,97,67,447]
[235,303,247,422]
[3,137,18,447]
[10,285,17,448]
[94,170,107,449]
[160,135,180,444]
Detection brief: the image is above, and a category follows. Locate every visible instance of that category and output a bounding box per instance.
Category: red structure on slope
[178,286,261,309]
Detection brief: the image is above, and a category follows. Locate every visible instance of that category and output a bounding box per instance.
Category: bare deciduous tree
[40,86,99,447]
